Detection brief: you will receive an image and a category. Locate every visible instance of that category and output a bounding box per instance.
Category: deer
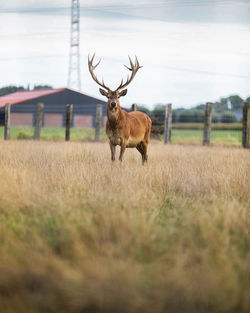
[88,54,152,164]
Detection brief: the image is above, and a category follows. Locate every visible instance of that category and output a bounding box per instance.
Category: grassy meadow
[0,125,242,146]
[0,140,249,313]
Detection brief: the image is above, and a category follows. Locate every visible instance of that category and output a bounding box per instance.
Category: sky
[0,0,250,109]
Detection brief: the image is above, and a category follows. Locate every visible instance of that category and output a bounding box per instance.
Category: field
[0,140,249,313]
[0,126,242,146]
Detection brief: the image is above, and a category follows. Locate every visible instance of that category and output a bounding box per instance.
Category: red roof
[0,88,66,108]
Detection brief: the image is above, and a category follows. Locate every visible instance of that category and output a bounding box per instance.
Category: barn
[0,88,108,127]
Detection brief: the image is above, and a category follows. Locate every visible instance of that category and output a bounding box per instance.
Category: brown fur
[105,94,151,164]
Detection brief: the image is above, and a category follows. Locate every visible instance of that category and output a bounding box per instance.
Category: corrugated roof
[0,88,66,108]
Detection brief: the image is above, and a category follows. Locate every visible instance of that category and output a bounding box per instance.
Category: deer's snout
[110,102,116,108]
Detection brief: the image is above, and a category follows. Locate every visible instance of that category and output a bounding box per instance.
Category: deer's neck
[107,106,124,129]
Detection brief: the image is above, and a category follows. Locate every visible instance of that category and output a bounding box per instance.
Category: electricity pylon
[68,0,81,91]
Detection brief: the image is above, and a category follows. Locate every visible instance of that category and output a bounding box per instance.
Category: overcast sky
[0,0,250,108]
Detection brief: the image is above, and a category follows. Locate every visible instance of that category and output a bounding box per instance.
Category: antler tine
[116,55,142,91]
[123,63,132,71]
[93,57,101,70]
[135,55,139,68]
[129,55,134,69]
[88,53,110,91]
[90,52,95,64]
[135,55,143,69]
[116,78,124,91]
[102,78,106,86]
[123,55,137,71]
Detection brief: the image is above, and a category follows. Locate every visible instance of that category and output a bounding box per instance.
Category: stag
[88,54,152,164]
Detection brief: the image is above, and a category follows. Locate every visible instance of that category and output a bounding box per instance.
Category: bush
[212,114,220,123]
[178,110,204,123]
[137,105,150,115]
[152,104,165,119]
[17,131,32,140]
[220,111,237,123]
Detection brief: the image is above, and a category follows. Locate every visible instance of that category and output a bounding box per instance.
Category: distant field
[0,141,249,313]
[0,126,242,146]
[171,129,242,146]
[0,126,106,141]
[172,123,242,130]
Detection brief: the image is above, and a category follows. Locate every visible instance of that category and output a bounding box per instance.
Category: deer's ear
[99,88,108,97]
[119,89,127,97]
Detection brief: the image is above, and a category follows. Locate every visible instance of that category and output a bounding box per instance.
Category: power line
[0,1,242,13]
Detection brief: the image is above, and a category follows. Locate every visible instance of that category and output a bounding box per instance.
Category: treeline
[138,95,250,123]
[0,85,53,97]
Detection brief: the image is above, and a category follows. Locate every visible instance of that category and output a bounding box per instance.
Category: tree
[227,95,243,110]
[0,86,25,97]
[178,109,204,123]
[213,101,227,113]
[136,105,150,115]
[151,104,165,123]
[0,84,53,97]
[172,108,185,123]
[192,110,204,123]
[195,104,206,110]
[220,111,237,123]
[152,104,165,115]
[178,110,193,123]
[172,110,178,123]
[212,113,220,123]
[33,84,52,90]
[217,95,243,111]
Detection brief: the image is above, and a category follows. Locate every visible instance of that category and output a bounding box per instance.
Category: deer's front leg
[109,142,116,161]
[119,141,126,162]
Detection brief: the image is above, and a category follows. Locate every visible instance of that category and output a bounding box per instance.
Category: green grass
[0,126,242,146]
[0,126,106,141]
[171,129,242,146]
[172,123,242,130]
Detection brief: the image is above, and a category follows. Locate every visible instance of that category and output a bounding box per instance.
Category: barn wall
[103,116,107,127]
[44,114,63,127]
[74,115,92,128]
[11,113,33,126]
[0,110,4,126]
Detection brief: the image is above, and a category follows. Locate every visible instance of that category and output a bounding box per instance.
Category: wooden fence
[152,102,249,148]
[2,102,250,148]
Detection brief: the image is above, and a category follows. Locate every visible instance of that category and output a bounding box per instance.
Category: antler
[116,55,142,91]
[88,53,110,91]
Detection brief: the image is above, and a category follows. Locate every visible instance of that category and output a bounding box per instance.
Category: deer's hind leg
[141,141,148,164]
[136,142,147,165]
[140,120,151,164]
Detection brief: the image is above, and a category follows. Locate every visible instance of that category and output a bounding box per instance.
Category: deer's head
[88,54,142,111]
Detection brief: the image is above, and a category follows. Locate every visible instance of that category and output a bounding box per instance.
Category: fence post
[4,103,10,140]
[34,102,44,140]
[203,102,213,146]
[65,104,73,141]
[164,103,172,144]
[242,102,250,148]
[95,104,103,142]
[131,103,137,111]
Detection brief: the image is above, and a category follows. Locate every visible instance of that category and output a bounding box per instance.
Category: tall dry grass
[0,140,249,313]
